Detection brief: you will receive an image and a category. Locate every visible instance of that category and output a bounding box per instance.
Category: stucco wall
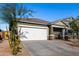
[17,22,49,40]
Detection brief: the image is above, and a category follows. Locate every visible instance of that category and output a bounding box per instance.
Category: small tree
[0,3,33,55]
[76,17,79,39]
[69,18,79,39]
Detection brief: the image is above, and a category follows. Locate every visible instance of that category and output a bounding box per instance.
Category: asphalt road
[22,40,79,56]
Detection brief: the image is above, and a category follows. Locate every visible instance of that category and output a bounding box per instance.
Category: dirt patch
[0,40,30,56]
[0,40,12,56]
[66,39,79,47]
[16,43,30,56]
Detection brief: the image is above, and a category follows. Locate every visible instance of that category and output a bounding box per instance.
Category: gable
[51,21,67,27]
[54,21,65,26]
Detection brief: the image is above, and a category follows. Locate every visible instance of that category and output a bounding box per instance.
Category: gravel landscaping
[0,40,30,56]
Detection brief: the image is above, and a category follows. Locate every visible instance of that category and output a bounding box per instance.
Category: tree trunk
[72,32,75,39]
[9,20,21,55]
[76,32,79,39]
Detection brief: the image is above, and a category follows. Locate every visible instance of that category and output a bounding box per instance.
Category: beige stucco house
[0,17,74,41]
[17,17,74,41]
[17,18,49,41]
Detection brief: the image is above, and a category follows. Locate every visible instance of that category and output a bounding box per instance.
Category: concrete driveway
[22,40,79,56]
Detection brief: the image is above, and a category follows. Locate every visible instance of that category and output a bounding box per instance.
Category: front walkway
[22,40,79,56]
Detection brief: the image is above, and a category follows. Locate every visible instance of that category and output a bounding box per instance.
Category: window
[53,27,63,32]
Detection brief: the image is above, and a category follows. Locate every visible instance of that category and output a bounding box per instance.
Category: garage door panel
[18,26,48,41]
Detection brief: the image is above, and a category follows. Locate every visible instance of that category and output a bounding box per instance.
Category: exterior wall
[54,21,65,26]
[17,22,48,29]
[17,23,49,40]
[49,24,67,40]
[48,25,55,40]
[51,25,67,28]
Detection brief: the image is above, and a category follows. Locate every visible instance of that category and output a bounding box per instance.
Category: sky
[26,3,79,21]
[1,3,79,31]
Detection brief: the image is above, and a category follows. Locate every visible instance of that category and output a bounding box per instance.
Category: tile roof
[17,18,48,25]
[50,17,74,27]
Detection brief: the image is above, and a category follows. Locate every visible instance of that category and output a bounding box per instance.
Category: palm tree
[0,3,33,30]
[0,3,33,55]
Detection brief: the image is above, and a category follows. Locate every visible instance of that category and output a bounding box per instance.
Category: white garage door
[18,26,48,41]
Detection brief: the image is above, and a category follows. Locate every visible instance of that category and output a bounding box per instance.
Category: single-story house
[16,17,74,41]
[0,17,74,41]
[17,18,49,41]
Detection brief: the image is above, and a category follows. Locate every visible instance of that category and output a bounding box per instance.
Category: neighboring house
[0,30,10,40]
[3,31,10,40]
[49,17,73,40]
[17,18,49,41]
[0,29,3,39]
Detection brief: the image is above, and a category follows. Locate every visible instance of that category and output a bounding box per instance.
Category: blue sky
[1,3,79,31]
[26,3,79,21]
